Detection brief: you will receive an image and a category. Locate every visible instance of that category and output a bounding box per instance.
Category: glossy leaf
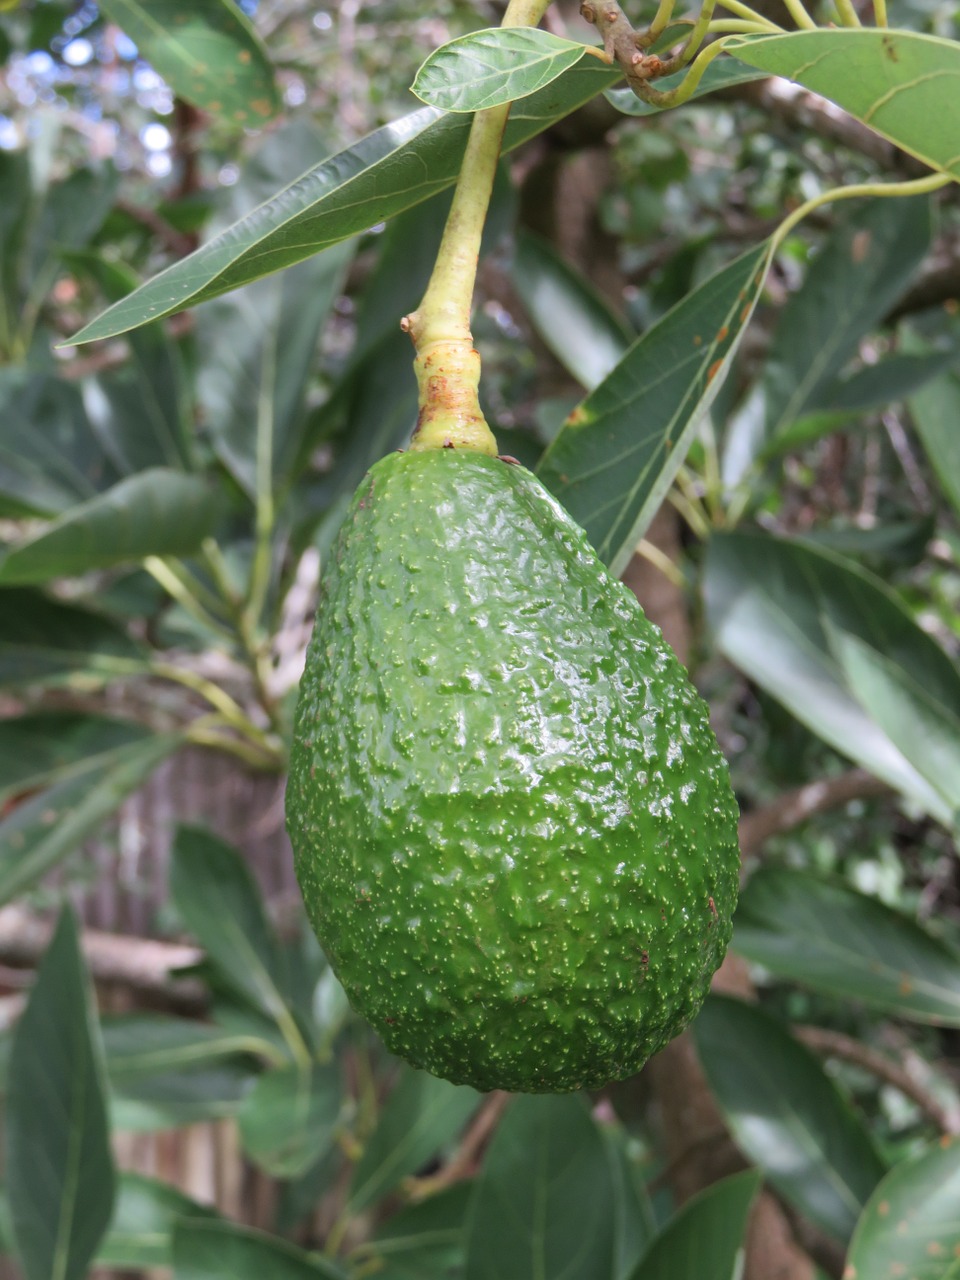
[238,1063,342,1178]
[834,631,960,819]
[694,996,885,1242]
[909,371,960,518]
[538,240,772,576]
[173,1218,346,1280]
[101,1013,278,1076]
[628,1169,762,1280]
[513,231,632,392]
[349,1067,479,1213]
[68,62,620,344]
[0,732,182,906]
[464,1095,616,1280]
[845,1137,960,1280]
[99,1174,219,1269]
[4,908,115,1280]
[0,469,218,584]
[170,826,291,1028]
[0,588,147,688]
[413,27,588,112]
[195,241,354,501]
[703,530,960,824]
[96,0,278,128]
[355,1183,472,1280]
[735,867,960,1025]
[606,58,767,115]
[0,712,150,806]
[725,30,960,180]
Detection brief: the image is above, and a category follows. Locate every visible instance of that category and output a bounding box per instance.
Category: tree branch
[739,770,891,858]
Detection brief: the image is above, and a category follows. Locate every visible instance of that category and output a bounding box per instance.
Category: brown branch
[408,1091,513,1197]
[796,1025,960,1135]
[0,905,206,1010]
[738,770,891,859]
[114,198,196,257]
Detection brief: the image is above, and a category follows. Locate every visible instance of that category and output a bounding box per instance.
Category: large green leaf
[413,27,588,112]
[96,0,278,128]
[68,61,620,345]
[0,732,182,907]
[0,712,150,806]
[98,1174,219,1270]
[845,1137,960,1280]
[4,908,115,1280]
[101,1013,278,1076]
[703,530,960,824]
[353,1183,472,1280]
[349,1067,480,1213]
[195,241,354,501]
[0,470,219,584]
[0,589,147,688]
[513,231,632,392]
[237,1063,342,1178]
[538,241,772,575]
[169,826,293,1032]
[628,1170,762,1280]
[464,1095,616,1280]
[694,997,885,1243]
[173,1218,346,1280]
[735,867,960,1025]
[725,30,960,180]
[909,370,960,519]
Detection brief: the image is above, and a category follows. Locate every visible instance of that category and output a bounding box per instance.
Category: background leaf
[628,1169,762,1280]
[908,369,960,519]
[413,27,587,112]
[4,908,116,1280]
[349,1067,479,1213]
[96,0,278,128]
[0,470,219,584]
[173,1218,346,1280]
[464,1095,616,1280]
[845,1136,960,1280]
[0,589,147,688]
[725,30,960,180]
[98,1174,219,1270]
[734,867,960,1024]
[538,241,772,575]
[0,712,151,806]
[694,996,886,1242]
[101,1013,277,1075]
[353,1182,473,1280]
[238,1063,342,1178]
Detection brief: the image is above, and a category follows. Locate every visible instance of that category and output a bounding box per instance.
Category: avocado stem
[404,0,552,455]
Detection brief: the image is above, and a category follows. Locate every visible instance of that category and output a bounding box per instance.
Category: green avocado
[286,449,739,1093]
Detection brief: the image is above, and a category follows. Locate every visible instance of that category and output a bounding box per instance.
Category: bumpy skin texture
[287,450,740,1093]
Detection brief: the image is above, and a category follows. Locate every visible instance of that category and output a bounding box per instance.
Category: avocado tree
[1,1,959,1278]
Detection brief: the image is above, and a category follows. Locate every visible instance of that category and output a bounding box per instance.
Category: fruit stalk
[402,0,552,455]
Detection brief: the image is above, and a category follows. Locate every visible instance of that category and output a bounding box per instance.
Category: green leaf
[693,996,885,1242]
[725,30,960,180]
[169,826,294,1032]
[0,588,147,688]
[0,469,219,584]
[845,1136,960,1280]
[0,732,182,906]
[735,867,960,1025]
[237,1063,342,1178]
[538,241,772,576]
[628,1169,762,1280]
[703,529,960,824]
[0,712,151,806]
[909,370,960,518]
[413,27,588,112]
[67,62,620,345]
[464,1095,616,1280]
[101,1013,278,1076]
[833,630,960,819]
[173,1218,346,1280]
[812,351,952,415]
[605,58,767,115]
[110,1062,256,1132]
[195,241,354,501]
[96,0,278,128]
[355,1183,473,1280]
[513,231,632,392]
[604,1129,656,1280]
[98,1173,219,1269]
[349,1067,479,1213]
[4,908,116,1280]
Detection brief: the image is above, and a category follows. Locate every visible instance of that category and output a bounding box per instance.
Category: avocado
[286,449,739,1093]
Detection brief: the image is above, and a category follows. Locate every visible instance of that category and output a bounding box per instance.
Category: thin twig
[408,1091,513,1197]
[739,770,891,857]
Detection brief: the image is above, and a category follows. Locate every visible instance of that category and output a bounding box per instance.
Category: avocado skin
[287,450,739,1093]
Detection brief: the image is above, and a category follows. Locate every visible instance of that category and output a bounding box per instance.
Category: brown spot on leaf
[882,33,899,60]
[716,326,729,342]
[707,359,723,382]
[852,229,872,262]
